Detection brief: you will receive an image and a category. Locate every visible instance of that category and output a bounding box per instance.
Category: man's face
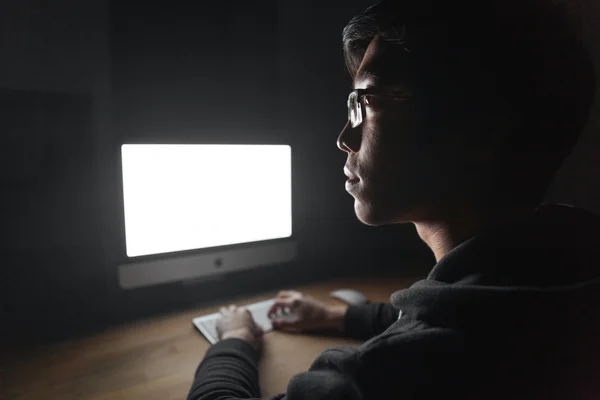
[338,35,448,225]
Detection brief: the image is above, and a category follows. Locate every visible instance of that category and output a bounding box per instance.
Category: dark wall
[0,0,112,343]
[1,89,105,329]
[110,1,280,136]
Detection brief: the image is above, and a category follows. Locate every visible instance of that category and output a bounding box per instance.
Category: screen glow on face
[121,144,292,257]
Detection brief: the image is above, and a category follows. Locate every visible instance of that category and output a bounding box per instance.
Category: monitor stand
[118,240,297,289]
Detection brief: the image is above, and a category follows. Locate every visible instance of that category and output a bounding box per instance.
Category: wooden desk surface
[5,275,416,400]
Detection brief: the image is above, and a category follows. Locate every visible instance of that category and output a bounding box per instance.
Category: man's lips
[344,166,359,182]
[344,166,360,194]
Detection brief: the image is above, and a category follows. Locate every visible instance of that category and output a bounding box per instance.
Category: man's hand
[267,290,349,333]
[216,305,264,351]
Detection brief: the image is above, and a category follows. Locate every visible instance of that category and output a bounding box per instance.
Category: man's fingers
[280,298,301,308]
[271,291,302,314]
[275,291,291,299]
[277,290,297,296]
[268,298,301,316]
[267,303,278,315]
[220,304,238,314]
[268,298,293,315]
[268,301,291,315]
[275,290,301,300]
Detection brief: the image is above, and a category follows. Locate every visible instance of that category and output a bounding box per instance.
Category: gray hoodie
[190,204,600,400]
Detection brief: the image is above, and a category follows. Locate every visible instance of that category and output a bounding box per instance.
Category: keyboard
[192,299,294,344]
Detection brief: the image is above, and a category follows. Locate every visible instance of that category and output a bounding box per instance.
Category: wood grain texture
[4,275,417,400]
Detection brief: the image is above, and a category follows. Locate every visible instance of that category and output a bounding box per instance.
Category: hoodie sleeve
[344,303,400,341]
[188,326,464,400]
[187,339,361,400]
[187,338,286,400]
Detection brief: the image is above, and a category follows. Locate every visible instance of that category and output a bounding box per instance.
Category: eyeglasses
[347,88,413,128]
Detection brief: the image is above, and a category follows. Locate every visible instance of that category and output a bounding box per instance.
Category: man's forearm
[188,339,262,400]
[324,305,349,332]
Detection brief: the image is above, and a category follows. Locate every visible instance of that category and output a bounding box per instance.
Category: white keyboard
[192,299,293,344]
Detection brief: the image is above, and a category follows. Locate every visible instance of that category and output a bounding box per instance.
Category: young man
[188,0,600,399]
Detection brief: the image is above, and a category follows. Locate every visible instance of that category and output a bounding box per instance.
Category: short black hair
[343,0,595,206]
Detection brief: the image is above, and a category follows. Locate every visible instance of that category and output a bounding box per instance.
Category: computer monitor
[118,144,296,289]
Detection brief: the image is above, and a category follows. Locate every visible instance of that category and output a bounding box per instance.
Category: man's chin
[353,194,420,225]
[354,199,397,226]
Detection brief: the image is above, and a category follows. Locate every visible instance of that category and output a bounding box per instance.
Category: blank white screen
[121,144,292,257]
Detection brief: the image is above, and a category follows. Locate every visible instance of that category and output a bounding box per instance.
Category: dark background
[1,0,599,346]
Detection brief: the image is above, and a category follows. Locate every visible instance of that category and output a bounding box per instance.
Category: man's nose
[337,121,361,153]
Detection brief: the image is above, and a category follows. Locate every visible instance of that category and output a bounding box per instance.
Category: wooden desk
[5,275,415,400]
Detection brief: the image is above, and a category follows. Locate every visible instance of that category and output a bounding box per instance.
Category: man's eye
[363,95,373,105]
